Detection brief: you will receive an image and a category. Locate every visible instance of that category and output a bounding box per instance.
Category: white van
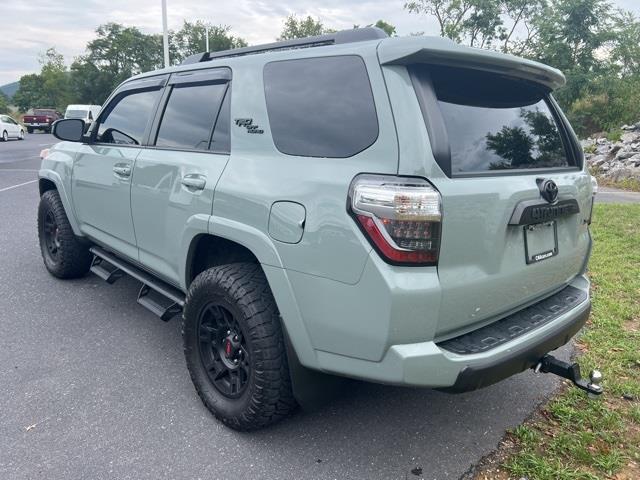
[64,105,101,126]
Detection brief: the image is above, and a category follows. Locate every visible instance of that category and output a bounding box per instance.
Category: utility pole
[205,25,210,52]
[161,0,170,67]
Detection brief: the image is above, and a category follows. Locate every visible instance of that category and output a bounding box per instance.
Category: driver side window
[96,88,161,145]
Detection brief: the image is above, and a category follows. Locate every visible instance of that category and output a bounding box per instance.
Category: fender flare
[205,215,319,370]
[38,169,83,236]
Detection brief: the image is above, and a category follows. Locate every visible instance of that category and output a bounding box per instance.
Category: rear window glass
[264,56,378,158]
[155,82,228,151]
[414,66,572,174]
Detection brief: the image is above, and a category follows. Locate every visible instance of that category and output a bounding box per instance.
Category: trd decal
[234,118,264,134]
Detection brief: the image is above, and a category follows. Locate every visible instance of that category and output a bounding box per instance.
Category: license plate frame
[524,221,558,264]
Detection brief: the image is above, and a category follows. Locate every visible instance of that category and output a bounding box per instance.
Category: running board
[90,247,185,321]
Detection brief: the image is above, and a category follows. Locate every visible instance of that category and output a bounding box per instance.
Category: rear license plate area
[524,221,558,264]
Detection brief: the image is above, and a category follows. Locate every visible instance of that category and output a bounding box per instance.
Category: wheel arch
[185,227,319,370]
[38,170,82,236]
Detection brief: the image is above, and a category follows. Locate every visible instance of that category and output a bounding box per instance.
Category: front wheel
[18,129,24,140]
[183,263,297,430]
[1,130,7,142]
[37,190,92,278]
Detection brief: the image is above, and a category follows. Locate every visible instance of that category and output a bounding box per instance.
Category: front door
[72,77,166,261]
[131,68,232,286]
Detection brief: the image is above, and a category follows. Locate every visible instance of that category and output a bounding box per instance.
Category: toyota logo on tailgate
[537,179,559,203]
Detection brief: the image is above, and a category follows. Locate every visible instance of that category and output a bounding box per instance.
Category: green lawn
[477,204,640,479]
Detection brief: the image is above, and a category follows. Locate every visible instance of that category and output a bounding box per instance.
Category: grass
[474,204,640,480]
[596,176,640,193]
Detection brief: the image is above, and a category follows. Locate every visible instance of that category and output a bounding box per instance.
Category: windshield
[65,110,88,119]
[412,65,573,174]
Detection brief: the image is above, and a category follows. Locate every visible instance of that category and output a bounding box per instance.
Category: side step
[90,246,185,321]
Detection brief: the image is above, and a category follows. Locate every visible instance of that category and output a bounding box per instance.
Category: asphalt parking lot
[0,133,623,480]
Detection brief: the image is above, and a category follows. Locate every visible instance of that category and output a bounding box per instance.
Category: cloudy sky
[1,0,639,85]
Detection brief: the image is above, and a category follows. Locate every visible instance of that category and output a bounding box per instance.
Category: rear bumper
[314,275,591,389]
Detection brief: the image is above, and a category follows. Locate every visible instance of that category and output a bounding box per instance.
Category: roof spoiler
[378,37,565,91]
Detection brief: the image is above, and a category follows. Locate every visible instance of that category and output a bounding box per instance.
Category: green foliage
[278,15,332,40]
[372,20,397,37]
[171,21,247,62]
[405,0,640,137]
[404,0,545,49]
[0,91,9,114]
[13,48,71,112]
[12,21,247,109]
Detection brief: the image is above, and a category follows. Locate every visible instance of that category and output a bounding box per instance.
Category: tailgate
[432,173,591,337]
[386,48,593,338]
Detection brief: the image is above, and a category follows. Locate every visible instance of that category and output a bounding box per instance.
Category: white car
[0,114,25,141]
[64,104,101,127]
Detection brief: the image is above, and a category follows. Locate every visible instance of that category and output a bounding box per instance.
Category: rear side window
[264,56,378,158]
[411,65,573,174]
[96,89,161,145]
[155,82,228,151]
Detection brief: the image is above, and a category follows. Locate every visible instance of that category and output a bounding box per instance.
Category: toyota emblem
[538,179,559,203]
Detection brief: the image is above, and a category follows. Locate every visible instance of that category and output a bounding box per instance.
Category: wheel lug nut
[233,335,238,341]
[227,330,231,335]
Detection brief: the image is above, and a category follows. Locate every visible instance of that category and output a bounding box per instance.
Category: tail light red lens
[349,175,442,266]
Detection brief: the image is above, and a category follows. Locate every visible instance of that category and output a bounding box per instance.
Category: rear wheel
[37,190,92,279]
[183,263,296,430]
[27,127,33,134]
[18,129,24,140]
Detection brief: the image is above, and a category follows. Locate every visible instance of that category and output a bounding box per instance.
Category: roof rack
[180,27,388,65]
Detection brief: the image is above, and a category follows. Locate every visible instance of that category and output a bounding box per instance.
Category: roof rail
[180,27,388,65]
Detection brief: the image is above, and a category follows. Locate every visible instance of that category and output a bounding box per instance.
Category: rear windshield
[412,65,572,174]
[34,110,55,116]
[65,110,88,119]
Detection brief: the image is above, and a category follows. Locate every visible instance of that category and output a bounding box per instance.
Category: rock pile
[583,122,640,182]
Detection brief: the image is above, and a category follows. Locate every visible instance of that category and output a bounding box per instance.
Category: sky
[1,0,639,86]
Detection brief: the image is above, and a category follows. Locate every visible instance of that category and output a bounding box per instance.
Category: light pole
[205,25,209,52]
[161,0,170,67]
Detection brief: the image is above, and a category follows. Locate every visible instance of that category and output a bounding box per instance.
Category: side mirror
[52,118,85,142]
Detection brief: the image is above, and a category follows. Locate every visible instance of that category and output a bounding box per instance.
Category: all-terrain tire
[37,190,92,279]
[183,263,297,430]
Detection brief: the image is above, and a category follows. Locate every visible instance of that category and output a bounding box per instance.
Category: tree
[0,91,9,114]
[354,20,398,36]
[13,48,71,112]
[278,15,333,40]
[404,0,544,50]
[171,21,247,62]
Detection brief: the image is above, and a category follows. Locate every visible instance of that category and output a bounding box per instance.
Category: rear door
[401,64,592,337]
[71,76,167,261]
[130,68,231,286]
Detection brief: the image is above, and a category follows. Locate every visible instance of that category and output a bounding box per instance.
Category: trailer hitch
[534,354,603,397]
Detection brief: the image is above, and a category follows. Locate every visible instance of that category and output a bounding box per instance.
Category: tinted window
[155,82,227,150]
[415,66,570,173]
[264,56,378,158]
[97,89,161,145]
[210,88,230,153]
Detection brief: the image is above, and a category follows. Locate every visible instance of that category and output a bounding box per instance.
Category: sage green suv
[38,27,595,430]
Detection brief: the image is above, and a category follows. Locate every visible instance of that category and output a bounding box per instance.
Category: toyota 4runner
[38,28,599,431]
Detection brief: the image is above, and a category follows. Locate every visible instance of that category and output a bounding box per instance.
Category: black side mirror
[52,118,85,142]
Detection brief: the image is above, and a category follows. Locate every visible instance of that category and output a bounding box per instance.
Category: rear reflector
[349,174,442,266]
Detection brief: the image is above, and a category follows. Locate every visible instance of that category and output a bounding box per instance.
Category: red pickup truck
[23,109,62,133]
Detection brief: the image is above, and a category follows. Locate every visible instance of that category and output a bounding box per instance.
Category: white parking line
[0,179,38,192]
[0,169,38,172]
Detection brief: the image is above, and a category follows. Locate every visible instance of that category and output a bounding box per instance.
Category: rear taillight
[348,174,442,266]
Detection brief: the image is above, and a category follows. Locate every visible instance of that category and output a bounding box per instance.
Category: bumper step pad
[438,285,588,355]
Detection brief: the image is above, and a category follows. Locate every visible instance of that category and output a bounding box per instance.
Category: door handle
[113,163,131,178]
[181,174,207,191]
